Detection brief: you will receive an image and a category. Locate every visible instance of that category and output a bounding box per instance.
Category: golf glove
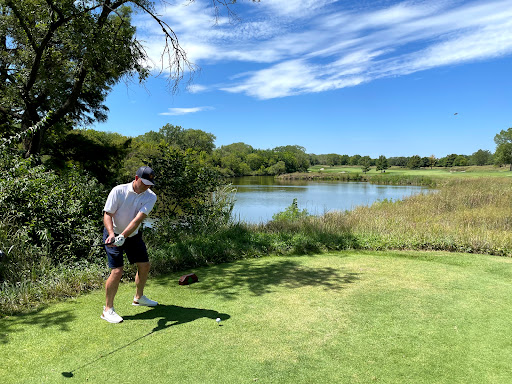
[114,234,125,246]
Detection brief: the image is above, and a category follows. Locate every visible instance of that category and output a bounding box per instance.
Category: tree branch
[5,1,37,51]
[132,0,196,92]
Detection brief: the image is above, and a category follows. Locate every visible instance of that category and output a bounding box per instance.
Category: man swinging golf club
[101,166,158,323]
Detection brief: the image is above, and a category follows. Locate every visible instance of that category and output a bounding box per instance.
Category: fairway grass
[308,165,512,178]
[2,251,512,383]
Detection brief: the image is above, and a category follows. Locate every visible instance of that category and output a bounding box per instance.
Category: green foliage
[0,261,106,315]
[360,156,372,173]
[470,149,493,166]
[375,155,389,173]
[213,142,310,176]
[438,153,458,167]
[407,155,422,169]
[43,129,132,186]
[0,151,105,285]
[0,0,191,156]
[147,145,234,239]
[494,128,512,169]
[272,198,309,222]
[137,124,216,154]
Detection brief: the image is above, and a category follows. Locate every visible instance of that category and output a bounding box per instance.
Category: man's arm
[104,212,116,245]
[104,211,147,246]
[120,211,148,239]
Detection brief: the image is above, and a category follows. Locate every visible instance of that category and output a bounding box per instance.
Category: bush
[0,152,106,285]
[147,146,235,241]
[272,198,309,222]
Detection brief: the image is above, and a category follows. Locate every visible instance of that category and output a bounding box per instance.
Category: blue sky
[94,0,512,158]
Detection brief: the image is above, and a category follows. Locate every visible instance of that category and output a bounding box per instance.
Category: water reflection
[230,176,429,224]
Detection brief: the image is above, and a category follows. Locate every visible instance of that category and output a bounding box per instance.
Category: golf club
[92,240,115,247]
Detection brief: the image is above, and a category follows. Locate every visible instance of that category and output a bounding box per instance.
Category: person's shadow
[123,304,230,332]
[62,305,229,378]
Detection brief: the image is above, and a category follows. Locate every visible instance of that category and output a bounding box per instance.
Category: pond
[230,176,430,224]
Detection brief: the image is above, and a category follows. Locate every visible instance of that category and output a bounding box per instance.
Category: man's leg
[135,261,150,299]
[105,267,123,310]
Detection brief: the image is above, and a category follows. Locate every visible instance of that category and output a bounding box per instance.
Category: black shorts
[103,228,149,269]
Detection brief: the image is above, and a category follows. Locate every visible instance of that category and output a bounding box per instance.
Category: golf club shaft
[94,241,114,247]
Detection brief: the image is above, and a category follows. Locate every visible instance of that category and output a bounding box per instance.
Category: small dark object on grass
[179,273,198,285]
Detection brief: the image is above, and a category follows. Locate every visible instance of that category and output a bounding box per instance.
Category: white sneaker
[101,307,123,323]
[132,295,158,307]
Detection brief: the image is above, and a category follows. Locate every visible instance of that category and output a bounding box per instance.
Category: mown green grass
[2,251,512,384]
[309,165,512,178]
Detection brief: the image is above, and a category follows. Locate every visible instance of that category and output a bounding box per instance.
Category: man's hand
[114,234,125,247]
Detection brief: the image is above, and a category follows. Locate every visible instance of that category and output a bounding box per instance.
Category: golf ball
[216,317,221,323]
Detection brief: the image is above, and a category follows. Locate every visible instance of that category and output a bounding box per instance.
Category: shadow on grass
[160,258,361,301]
[62,304,229,378]
[0,307,75,344]
[122,304,230,330]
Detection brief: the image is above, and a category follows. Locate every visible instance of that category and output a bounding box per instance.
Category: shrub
[0,152,106,285]
[272,198,309,222]
[147,146,235,241]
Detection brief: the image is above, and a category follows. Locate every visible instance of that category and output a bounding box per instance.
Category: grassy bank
[3,252,512,383]
[149,177,512,273]
[279,165,512,186]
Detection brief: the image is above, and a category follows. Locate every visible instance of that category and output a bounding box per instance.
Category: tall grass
[277,171,437,186]
[336,177,512,255]
[148,178,512,276]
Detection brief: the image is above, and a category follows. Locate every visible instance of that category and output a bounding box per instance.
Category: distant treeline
[311,151,494,169]
[37,124,496,183]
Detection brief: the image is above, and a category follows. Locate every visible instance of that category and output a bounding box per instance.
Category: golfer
[101,166,158,323]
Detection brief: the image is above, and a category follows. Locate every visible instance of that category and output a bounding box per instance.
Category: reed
[304,177,512,256]
[277,172,437,186]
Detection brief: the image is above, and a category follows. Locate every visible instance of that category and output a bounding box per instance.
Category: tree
[494,128,512,170]
[470,149,493,166]
[246,153,264,171]
[0,0,194,157]
[407,155,421,169]
[349,154,361,166]
[267,161,286,175]
[148,145,227,232]
[428,155,437,169]
[453,155,469,166]
[360,156,372,173]
[439,154,458,168]
[44,129,132,185]
[375,155,389,173]
[326,153,341,167]
[388,157,408,167]
[273,145,310,173]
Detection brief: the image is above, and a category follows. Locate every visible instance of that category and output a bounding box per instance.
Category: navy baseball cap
[136,166,156,186]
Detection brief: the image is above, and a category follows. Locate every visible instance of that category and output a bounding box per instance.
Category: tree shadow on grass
[0,307,75,344]
[163,258,361,301]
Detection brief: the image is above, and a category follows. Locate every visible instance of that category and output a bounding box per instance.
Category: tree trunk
[23,127,44,158]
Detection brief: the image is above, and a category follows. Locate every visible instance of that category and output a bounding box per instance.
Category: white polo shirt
[103,182,157,237]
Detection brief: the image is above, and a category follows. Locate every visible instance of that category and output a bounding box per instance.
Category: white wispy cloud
[187,84,208,93]
[159,106,214,116]
[137,0,512,99]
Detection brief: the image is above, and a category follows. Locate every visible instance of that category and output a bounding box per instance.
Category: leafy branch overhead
[0,0,194,157]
